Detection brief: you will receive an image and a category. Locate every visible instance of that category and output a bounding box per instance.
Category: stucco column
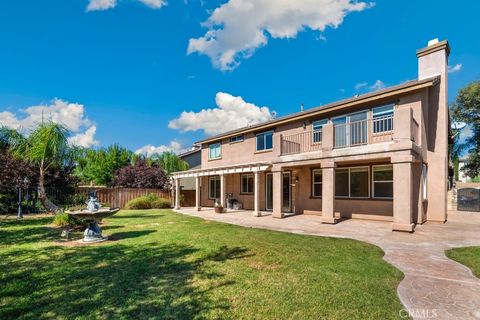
[220,174,226,209]
[322,122,334,152]
[321,160,337,224]
[253,171,260,217]
[392,155,415,232]
[272,170,284,218]
[174,178,181,210]
[393,107,413,141]
[195,176,201,211]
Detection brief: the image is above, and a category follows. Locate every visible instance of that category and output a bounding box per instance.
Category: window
[335,168,349,197]
[209,176,221,199]
[372,165,393,198]
[422,163,428,201]
[241,174,254,193]
[230,135,244,143]
[350,167,369,198]
[312,169,322,197]
[335,166,370,198]
[209,143,221,159]
[373,104,394,133]
[256,131,273,151]
[312,119,327,143]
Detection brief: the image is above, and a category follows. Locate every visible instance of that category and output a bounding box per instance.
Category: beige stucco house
[172,39,451,232]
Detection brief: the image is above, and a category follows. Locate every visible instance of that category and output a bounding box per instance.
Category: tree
[75,144,133,186]
[112,159,170,189]
[151,151,189,174]
[6,122,75,213]
[451,81,480,178]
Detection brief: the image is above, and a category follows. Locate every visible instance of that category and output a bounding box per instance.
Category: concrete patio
[175,208,480,320]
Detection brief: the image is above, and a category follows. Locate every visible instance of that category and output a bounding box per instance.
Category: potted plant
[214,199,224,213]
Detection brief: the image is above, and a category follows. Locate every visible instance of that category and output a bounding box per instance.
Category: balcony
[280,114,395,156]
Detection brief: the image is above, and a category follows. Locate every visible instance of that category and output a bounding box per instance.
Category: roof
[178,146,201,158]
[196,76,440,144]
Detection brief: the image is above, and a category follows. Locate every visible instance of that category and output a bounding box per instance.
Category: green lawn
[0,210,404,319]
[447,246,480,278]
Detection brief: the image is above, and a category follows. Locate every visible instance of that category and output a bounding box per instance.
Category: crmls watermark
[399,308,438,319]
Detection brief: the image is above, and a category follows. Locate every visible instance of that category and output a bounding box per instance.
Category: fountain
[66,191,120,243]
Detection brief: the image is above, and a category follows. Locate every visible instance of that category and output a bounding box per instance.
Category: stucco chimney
[416,39,451,223]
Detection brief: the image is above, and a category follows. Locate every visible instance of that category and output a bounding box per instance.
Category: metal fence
[457,188,480,212]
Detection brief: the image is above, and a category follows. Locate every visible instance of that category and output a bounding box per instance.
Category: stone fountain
[66,191,119,243]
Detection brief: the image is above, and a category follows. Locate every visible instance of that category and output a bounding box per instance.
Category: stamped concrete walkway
[175,208,480,320]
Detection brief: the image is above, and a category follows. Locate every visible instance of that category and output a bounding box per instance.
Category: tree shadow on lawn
[107,230,157,241]
[0,242,249,319]
[0,224,59,245]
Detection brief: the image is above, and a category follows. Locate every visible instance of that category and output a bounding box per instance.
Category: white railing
[334,115,394,148]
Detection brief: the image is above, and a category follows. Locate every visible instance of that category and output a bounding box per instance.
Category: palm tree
[8,122,73,213]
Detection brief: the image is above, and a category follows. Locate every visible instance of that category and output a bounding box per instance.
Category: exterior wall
[181,150,201,170]
[200,173,267,210]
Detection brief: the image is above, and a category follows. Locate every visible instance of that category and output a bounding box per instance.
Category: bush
[151,198,172,209]
[52,212,77,227]
[126,193,171,210]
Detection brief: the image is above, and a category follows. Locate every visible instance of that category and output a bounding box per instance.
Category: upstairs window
[373,104,394,133]
[241,174,254,194]
[312,119,327,143]
[230,135,244,143]
[209,143,221,159]
[256,131,273,151]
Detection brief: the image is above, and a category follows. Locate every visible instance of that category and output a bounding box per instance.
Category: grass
[0,210,404,319]
[446,246,480,277]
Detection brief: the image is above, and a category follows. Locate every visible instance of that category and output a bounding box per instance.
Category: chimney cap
[416,39,450,58]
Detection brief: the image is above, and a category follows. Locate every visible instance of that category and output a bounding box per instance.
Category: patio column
[392,155,415,232]
[272,170,284,218]
[174,178,181,210]
[220,173,226,208]
[321,160,337,224]
[253,171,260,217]
[195,176,201,211]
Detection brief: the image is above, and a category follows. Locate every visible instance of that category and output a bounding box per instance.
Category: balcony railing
[334,115,394,148]
[280,130,322,155]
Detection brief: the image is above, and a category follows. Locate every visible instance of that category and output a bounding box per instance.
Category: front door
[266,173,273,211]
[282,172,291,212]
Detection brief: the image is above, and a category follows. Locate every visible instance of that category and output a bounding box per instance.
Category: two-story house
[172,39,450,232]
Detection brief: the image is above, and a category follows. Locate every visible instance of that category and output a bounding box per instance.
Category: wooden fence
[78,187,171,209]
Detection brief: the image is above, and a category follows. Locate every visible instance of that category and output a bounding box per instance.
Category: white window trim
[230,135,244,144]
[256,130,274,151]
[312,169,322,198]
[372,165,393,199]
[209,143,221,159]
[312,120,327,144]
[422,163,428,201]
[208,176,221,200]
[241,173,254,194]
[335,166,370,199]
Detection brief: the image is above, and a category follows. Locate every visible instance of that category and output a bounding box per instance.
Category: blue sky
[0,0,478,154]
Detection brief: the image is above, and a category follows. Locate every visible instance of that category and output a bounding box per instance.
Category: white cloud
[86,0,166,11]
[135,141,185,156]
[68,126,99,148]
[0,98,99,148]
[87,0,117,11]
[188,0,373,71]
[168,92,274,135]
[354,79,385,92]
[448,63,462,74]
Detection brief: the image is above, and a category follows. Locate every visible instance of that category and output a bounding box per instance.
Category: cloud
[187,0,373,71]
[354,79,385,92]
[448,63,462,74]
[68,126,99,148]
[135,141,186,156]
[0,98,99,148]
[86,0,166,11]
[87,0,117,11]
[168,92,274,135]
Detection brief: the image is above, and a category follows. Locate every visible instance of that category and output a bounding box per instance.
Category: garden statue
[66,191,119,243]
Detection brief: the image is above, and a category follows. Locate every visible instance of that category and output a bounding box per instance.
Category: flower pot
[214,206,224,214]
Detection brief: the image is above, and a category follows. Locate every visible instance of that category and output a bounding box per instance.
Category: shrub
[126,193,171,210]
[152,198,171,209]
[126,196,152,210]
[52,212,74,227]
